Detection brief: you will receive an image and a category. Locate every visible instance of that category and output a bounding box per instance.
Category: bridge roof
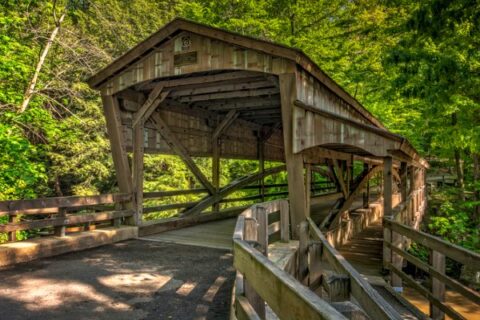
[88,18,427,167]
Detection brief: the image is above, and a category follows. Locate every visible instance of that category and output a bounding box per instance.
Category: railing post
[54,208,66,237]
[280,200,290,242]
[256,206,268,256]
[243,206,266,319]
[430,250,446,320]
[8,214,17,242]
[298,220,309,285]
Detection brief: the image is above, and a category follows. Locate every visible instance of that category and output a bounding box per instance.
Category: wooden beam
[199,98,280,111]
[102,96,134,196]
[170,80,274,97]
[178,87,279,103]
[181,166,285,216]
[329,165,382,229]
[132,123,144,225]
[132,85,169,128]
[332,160,348,199]
[150,112,215,194]
[233,239,346,320]
[138,71,268,90]
[280,73,306,238]
[212,110,238,140]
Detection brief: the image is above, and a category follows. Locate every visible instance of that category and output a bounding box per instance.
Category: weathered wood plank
[280,73,306,238]
[150,112,215,194]
[384,219,480,266]
[307,218,403,320]
[233,239,347,320]
[0,193,132,212]
[0,210,134,232]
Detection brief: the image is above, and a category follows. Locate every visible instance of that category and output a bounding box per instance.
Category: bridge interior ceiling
[116,70,285,161]
[114,69,422,167]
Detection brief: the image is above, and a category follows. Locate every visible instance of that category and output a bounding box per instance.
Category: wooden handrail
[0,193,132,213]
[233,238,346,320]
[384,219,480,266]
[306,218,403,320]
[0,193,134,242]
[384,218,480,320]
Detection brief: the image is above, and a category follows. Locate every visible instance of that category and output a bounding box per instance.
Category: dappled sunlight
[0,277,132,313]
[97,272,172,295]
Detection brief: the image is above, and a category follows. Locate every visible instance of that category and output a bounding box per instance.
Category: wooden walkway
[139,218,236,250]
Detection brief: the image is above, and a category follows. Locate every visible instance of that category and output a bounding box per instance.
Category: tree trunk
[454,149,465,201]
[19,13,65,113]
[473,153,480,226]
[451,113,465,200]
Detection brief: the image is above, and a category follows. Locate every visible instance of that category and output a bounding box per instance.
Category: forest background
[0,0,478,250]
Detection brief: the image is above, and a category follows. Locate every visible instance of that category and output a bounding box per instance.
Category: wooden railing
[232,200,347,320]
[298,218,404,320]
[142,181,336,216]
[384,219,480,320]
[0,193,133,242]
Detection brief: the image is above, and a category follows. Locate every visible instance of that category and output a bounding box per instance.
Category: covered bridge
[1,18,477,320]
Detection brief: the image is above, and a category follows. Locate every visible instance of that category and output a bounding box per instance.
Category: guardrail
[142,181,336,215]
[232,199,347,320]
[298,218,404,320]
[384,219,480,320]
[0,193,133,242]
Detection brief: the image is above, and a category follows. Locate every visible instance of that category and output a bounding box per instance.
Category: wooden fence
[384,219,480,320]
[0,193,133,242]
[298,217,404,320]
[232,199,348,320]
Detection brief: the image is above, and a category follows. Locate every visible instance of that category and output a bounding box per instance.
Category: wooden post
[305,163,312,217]
[280,200,290,242]
[430,250,446,320]
[8,214,17,242]
[132,123,144,225]
[409,166,416,195]
[279,73,307,239]
[383,157,393,270]
[400,162,408,203]
[298,221,309,285]
[363,163,370,208]
[101,95,134,213]
[54,208,66,237]
[256,206,268,256]
[383,157,393,218]
[212,137,220,212]
[243,210,266,319]
[258,138,265,202]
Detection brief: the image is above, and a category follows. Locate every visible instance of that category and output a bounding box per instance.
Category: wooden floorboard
[138,218,236,250]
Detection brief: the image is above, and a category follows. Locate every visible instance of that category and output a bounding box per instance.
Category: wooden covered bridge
[1,19,479,320]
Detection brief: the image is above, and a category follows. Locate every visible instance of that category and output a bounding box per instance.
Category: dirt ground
[0,240,235,320]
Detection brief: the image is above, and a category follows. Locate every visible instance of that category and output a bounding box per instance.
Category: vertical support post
[212,137,220,212]
[258,138,265,202]
[363,163,370,208]
[133,123,144,225]
[243,209,266,319]
[400,162,408,224]
[305,163,312,217]
[383,157,393,218]
[280,200,290,242]
[383,157,393,270]
[8,215,17,242]
[430,250,446,320]
[102,95,134,215]
[279,73,307,239]
[298,221,309,285]
[409,166,416,195]
[256,206,268,256]
[54,208,66,237]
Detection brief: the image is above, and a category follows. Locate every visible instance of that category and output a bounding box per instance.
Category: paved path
[0,240,235,320]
